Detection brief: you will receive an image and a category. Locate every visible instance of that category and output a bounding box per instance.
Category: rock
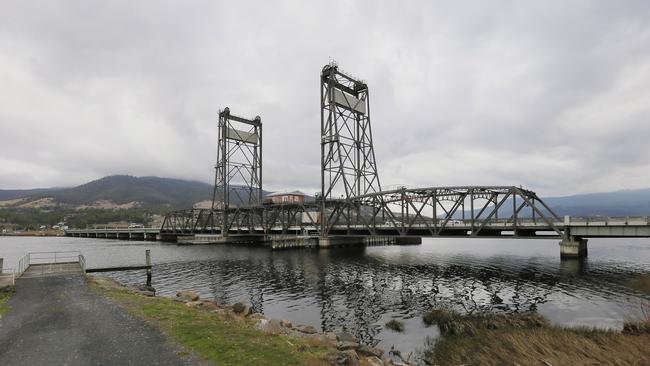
[337,341,360,351]
[185,300,202,308]
[176,290,199,301]
[280,319,293,328]
[249,313,266,321]
[136,284,156,292]
[324,332,339,346]
[254,318,269,329]
[201,301,219,310]
[305,333,338,347]
[365,356,384,366]
[336,350,360,365]
[335,331,358,343]
[262,319,283,335]
[232,302,251,316]
[357,345,383,358]
[130,285,155,297]
[255,318,283,334]
[212,308,229,317]
[294,324,318,334]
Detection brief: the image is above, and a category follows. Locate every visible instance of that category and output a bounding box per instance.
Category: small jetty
[0,250,152,283]
[17,251,87,279]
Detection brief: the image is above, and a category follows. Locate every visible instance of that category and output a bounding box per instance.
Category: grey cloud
[1,1,649,196]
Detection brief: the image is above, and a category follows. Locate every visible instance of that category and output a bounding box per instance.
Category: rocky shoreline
[173,289,416,366]
[128,284,416,366]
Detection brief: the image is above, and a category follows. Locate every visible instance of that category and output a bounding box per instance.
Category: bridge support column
[319,237,364,248]
[394,237,422,245]
[559,237,588,259]
[129,233,145,241]
[159,234,177,242]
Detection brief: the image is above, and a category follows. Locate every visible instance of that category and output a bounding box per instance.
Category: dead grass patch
[422,309,650,366]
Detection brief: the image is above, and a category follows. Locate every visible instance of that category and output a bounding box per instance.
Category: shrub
[385,319,405,332]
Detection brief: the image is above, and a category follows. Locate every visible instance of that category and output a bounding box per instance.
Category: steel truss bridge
[152,62,650,256]
[162,186,568,238]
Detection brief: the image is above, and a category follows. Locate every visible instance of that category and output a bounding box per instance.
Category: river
[1,236,649,357]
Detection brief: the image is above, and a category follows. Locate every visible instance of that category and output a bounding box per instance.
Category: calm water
[1,236,649,357]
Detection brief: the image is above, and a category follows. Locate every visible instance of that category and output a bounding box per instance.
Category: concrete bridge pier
[318,237,364,248]
[559,237,588,259]
[159,233,178,242]
[129,233,145,241]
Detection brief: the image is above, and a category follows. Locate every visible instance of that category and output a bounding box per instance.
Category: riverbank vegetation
[0,207,161,230]
[421,308,650,365]
[629,273,650,295]
[385,319,404,332]
[89,277,338,366]
[0,286,14,315]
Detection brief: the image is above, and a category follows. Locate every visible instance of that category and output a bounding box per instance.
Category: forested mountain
[0,175,269,209]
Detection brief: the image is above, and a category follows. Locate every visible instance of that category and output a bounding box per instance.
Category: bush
[385,319,405,332]
[423,308,455,326]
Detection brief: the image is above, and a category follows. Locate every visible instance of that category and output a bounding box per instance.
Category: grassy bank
[0,286,14,315]
[422,309,650,365]
[89,277,334,366]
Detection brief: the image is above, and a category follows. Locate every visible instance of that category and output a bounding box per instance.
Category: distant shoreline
[0,231,64,237]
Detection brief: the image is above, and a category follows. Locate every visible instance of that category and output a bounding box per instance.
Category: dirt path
[0,275,198,366]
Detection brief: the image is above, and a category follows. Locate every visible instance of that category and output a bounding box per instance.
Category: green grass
[91,279,332,366]
[0,287,14,315]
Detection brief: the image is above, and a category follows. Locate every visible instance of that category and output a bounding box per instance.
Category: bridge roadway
[66,216,650,258]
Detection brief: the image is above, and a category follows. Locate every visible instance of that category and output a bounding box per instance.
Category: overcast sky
[1,1,649,196]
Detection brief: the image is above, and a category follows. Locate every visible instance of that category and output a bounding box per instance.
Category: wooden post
[145,250,152,287]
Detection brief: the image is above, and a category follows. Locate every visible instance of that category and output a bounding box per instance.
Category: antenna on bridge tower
[211,107,263,216]
[320,63,381,202]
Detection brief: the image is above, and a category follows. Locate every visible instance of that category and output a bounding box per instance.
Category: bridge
[67,62,650,258]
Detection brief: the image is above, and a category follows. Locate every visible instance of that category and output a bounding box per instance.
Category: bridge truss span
[161,185,564,239]
[327,186,563,237]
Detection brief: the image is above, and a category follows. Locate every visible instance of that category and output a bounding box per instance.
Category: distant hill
[446,188,650,219]
[2,176,650,216]
[0,175,269,210]
[543,188,650,217]
[50,175,213,208]
[0,188,58,201]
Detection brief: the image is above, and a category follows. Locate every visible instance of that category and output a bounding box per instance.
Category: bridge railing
[17,251,86,276]
[562,216,650,226]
